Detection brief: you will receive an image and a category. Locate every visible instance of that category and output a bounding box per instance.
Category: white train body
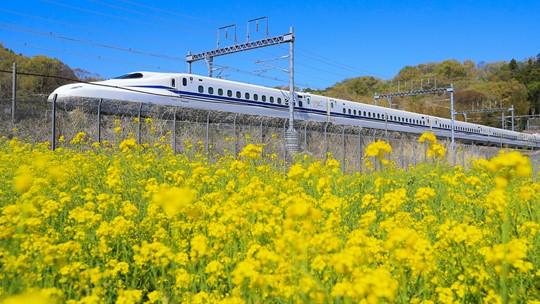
[48,72,540,149]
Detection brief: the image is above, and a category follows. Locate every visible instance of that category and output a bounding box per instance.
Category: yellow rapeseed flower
[13,171,34,193]
[418,132,437,144]
[152,186,194,218]
[69,131,87,145]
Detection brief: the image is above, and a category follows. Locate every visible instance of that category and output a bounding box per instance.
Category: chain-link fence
[2,95,539,178]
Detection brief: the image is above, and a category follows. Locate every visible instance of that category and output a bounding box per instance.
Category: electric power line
[40,0,202,35]
[0,23,185,62]
[7,1,390,89]
[85,0,213,32]
[115,0,219,25]
[2,40,176,72]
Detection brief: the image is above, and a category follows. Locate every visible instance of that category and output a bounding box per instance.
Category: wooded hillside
[307,56,540,128]
[0,43,101,101]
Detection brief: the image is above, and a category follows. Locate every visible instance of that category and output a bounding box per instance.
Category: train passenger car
[48,72,540,149]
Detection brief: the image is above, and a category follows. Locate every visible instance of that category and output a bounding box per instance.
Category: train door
[326,98,334,122]
[303,94,311,109]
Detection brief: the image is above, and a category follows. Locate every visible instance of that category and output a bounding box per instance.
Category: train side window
[182,78,187,86]
[254,94,258,101]
[208,87,214,94]
[262,95,266,102]
[307,97,310,105]
[245,92,250,100]
[236,91,241,98]
[198,85,204,93]
[299,100,303,107]
[218,88,223,96]
[278,97,282,104]
[270,96,275,103]
[348,109,351,115]
[354,110,357,115]
[331,102,334,108]
[171,78,176,87]
[343,108,346,114]
[227,90,232,97]
[363,111,366,116]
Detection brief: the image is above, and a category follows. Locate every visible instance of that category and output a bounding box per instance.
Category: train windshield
[113,73,144,79]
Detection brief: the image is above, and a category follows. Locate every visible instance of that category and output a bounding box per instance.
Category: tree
[508,58,518,71]
[19,55,76,97]
[526,82,540,114]
[454,89,486,107]
[395,66,420,82]
[435,59,466,80]
[74,68,103,82]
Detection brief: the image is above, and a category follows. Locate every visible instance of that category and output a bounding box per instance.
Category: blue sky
[1,0,539,90]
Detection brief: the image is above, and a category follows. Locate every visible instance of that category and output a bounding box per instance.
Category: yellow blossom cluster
[364,140,392,169]
[0,132,539,303]
[418,131,446,159]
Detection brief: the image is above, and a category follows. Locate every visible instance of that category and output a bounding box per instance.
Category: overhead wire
[295,46,390,79]
[40,0,201,35]
[213,64,311,89]
[85,0,213,32]
[114,0,219,25]
[0,8,126,39]
[6,0,389,89]
[0,23,185,62]
[2,40,177,72]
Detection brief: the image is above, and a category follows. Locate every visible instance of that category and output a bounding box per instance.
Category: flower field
[1,131,539,304]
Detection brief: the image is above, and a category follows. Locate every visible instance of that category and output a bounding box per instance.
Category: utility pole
[285,27,299,154]
[374,84,456,163]
[186,18,299,154]
[449,84,455,149]
[454,105,515,131]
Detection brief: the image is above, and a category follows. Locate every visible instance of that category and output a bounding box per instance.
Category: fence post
[97,99,103,143]
[260,120,263,144]
[453,140,458,166]
[51,94,57,151]
[172,109,177,154]
[461,145,465,167]
[324,123,329,159]
[341,126,345,173]
[233,114,238,156]
[282,119,287,161]
[424,141,428,162]
[385,114,389,142]
[400,133,404,168]
[137,103,143,145]
[11,62,17,123]
[358,127,362,173]
[304,123,308,153]
[534,157,538,182]
[205,111,210,153]
[413,136,417,166]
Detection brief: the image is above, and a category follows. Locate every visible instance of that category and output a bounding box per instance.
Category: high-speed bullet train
[48,71,540,149]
